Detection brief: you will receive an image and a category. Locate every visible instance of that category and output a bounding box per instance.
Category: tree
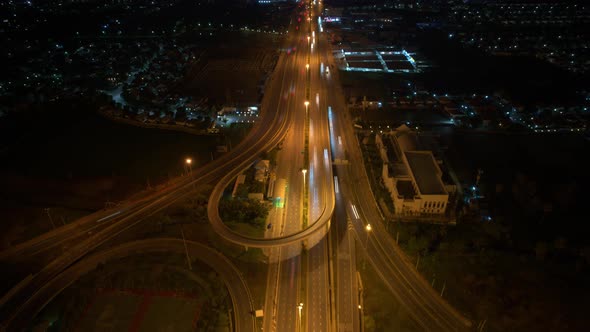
[235,183,249,199]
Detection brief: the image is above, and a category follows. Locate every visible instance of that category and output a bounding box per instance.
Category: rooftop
[396,180,416,199]
[404,151,446,195]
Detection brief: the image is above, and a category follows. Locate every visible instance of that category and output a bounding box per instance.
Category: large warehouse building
[377,125,449,216]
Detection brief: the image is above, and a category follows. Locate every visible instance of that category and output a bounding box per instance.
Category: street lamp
[297,302,304,331]
[306,63,309,70]
[365,223,372,247]
[363,223,372,270]
[185,158,193,175]
[302,168,307,190]
[304,100,309,112]
[307,35,310,43]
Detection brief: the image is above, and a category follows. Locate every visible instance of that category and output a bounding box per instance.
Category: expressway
[0,4,328,265]
[305,4,332,332]
[262,2,334,331]
[321,32,473,331]
[2,238,256,332]
[0,5,325,326]
[3,1,472,331]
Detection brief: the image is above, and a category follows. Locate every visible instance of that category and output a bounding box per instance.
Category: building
[377,125,449,216]
[254,160,270,182]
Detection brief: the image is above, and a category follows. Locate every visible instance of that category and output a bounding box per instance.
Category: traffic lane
[263,246,283,332]
[307,12,332,332]
[331,184,357,332]
[273,30,306,332]
[2,38,295,323]
[315,29,354,330]
[355,191,468,331]
[3,10,302,263]
[342,133,467,332]
[338,153,466,332]
[307,237,329,332]
[2,31,294,264]
[206,30,335,248]
[324,54,469,330]
[3,10,304,326]
[0,175,192,262]
[276,254,300,332]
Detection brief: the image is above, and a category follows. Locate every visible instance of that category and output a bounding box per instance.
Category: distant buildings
[447,1,590,73]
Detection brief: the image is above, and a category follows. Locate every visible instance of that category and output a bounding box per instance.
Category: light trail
[96,211,121,223]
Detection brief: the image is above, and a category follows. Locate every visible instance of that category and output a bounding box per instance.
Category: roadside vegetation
[357,128,590,331]
[356,245,421,332]
[358,132,397,218]
[32,253,230,332]
[106,186,269,321]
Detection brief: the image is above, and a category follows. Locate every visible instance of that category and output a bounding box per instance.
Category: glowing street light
[306,63,309,70]
[365,223,372,247]
[304,101,309,112]
[307,35,310,43]
[297,302,304,331]
[185,158,193,176]
[302,168,307,188]
[362,223,372,269]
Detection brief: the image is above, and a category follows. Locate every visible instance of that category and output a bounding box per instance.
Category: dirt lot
[181,31,280,105]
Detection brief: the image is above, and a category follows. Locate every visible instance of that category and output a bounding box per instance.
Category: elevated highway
[0,9,334,328]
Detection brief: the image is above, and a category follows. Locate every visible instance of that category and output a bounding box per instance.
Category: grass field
[75,289,201,332]
[0,101,247,249]
[356,245,421,332]
[32,253,231,332]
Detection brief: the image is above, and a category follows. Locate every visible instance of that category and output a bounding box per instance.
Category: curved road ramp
[1,238,256,332]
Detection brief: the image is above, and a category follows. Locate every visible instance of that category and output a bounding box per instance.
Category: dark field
[0,102,224,245]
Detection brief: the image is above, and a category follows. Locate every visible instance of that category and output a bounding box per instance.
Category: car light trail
[351,204,360,219]
[96,211,121,222]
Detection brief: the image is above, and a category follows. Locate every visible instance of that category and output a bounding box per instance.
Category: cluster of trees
[219,198,269,228]
[359,133,397,214]
[390,166,590,331]
[196,271,231,331]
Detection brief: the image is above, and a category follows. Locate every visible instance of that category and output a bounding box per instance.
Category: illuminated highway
[0,7,319,328]
[1,1,474,331]
[260,2,334,331]
[322,28,473,331]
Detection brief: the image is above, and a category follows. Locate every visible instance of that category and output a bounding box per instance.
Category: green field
[32,253,230,332]
[75,290,201,332]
